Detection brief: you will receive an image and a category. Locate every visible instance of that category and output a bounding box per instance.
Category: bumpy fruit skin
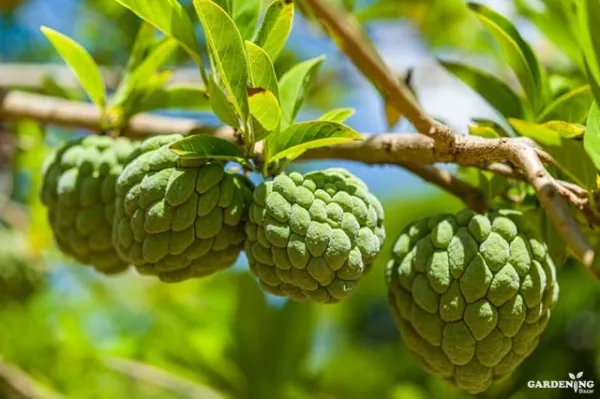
[386,209,559,393]
[245,168,385,303]
[113,134,253,282]
[41,135,137,274]
[0,230,43,304]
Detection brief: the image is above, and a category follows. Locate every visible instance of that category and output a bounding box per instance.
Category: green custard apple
[386,209,559,393]
[41,135,137,274]
[0,229,43,304]
[245,168,385,303]
[113,134,253,282]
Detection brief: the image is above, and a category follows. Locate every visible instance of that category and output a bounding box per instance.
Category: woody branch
[300,0,596,275]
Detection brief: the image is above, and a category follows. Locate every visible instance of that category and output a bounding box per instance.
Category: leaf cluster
[438,2,600,265]
[42,0,363,177]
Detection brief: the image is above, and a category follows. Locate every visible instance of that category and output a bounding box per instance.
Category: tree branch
[301,0,597,275]
[0,89,485,210]
[0,63,203,90]
[0,357,64,399]
[0,86,596,273]
[481,162,600,226]
[103,357,227,399]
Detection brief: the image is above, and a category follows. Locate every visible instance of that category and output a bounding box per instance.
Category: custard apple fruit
[113,134,253,282]
[386,209,559,393]
[245,168,385,303]
[0,230,43,304]
[41,135,137,274]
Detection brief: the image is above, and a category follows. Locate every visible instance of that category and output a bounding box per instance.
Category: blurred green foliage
[2,187,598,398]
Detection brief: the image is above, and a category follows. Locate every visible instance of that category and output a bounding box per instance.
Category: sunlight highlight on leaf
[278,56,325,128]
[40,27,106,110]
[114,0,204,68]
[195,0,250,122]
[254,0,294,61]
[169,134,249,167]
[268,121,362,164]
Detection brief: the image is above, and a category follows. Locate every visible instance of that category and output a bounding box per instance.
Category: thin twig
[481,162,600,226]
[0,357,65,399]
[481,162,590,199]
[301,0,597,274]
[103,357,227,399]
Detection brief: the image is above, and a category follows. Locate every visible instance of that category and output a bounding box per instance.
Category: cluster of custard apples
[41,133,559,393]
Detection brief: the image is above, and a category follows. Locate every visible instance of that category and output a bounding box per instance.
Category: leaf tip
[39,25,56,37]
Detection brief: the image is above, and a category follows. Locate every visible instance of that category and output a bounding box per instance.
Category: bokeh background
[0,0,598,398]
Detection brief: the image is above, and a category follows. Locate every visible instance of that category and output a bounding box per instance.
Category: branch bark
[0,89,485,210]
[301,0,597,275]
[1,88,596,270]
[1,91,596,272]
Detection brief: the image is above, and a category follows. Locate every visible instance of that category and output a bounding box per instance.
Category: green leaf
[132,85,210,114]
[538,86,593,123]
[579,0,600,102]
[343,0,356,11]
[125,22,158,74]
[468,125,500,139]
[114,71,173,122]
[541,121,585,139]
[254,0,294,61]
[584,59,600,105]
[114,0,204,67]
[249,89,281,141]
[245,41,279,98]
[41,76,78,101]
[40,27,106,110]
[468,2,546,111]
[195,0,249,122]
[585,102,600,171]
[510,118,597,188]
[208,76,240,127]
[212,0,232,14]
[471,118,513,137]
[385,101,402,128]
[112,38,179,108]
[268,121,362,164]
[318,108,355,123]
[468,120,513,139]
[169,134,249,166]
[129,39,179,89]
[515,0,582,68]
[233,0,262,40]
[111,24,158,108]
[279,56,325,128]
[440,60,524,119]
[459,167,509,205]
